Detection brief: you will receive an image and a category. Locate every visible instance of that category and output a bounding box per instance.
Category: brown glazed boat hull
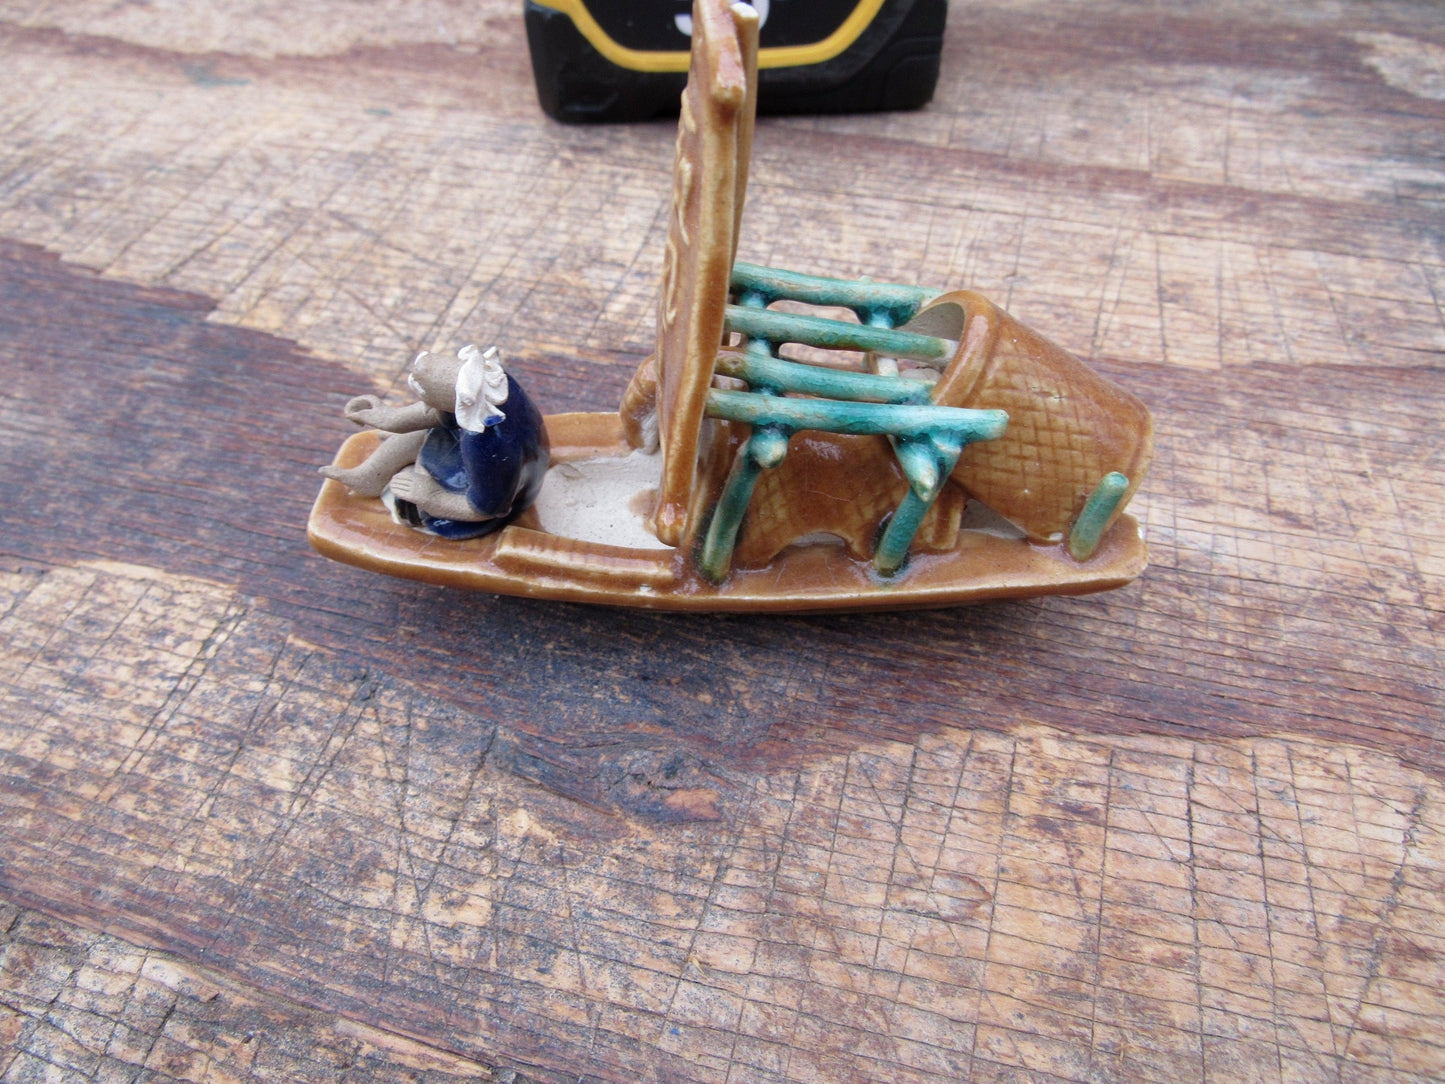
[309,413,1148,614]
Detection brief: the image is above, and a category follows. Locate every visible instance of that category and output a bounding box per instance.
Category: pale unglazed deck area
[534,450,670,552]
[0,1,1443,1082]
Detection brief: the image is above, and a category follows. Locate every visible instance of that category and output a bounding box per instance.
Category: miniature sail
[650,0,760,547]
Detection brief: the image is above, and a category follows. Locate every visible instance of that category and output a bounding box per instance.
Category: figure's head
[409,344,509,428]
[408,350,464,410]
[454,345,509,431]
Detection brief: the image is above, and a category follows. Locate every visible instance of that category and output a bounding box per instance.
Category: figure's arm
[343,396,441,433]
[390,466,485,522]
[319,428,428,497]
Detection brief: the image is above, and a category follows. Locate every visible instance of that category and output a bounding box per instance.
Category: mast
[650,0,760,547]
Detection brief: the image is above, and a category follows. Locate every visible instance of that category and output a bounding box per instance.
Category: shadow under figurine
[320,345,549,540]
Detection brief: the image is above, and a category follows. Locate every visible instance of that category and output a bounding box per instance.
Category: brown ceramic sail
[650,0,759,547]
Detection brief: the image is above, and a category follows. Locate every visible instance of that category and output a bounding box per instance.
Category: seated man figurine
[321,345,549,540]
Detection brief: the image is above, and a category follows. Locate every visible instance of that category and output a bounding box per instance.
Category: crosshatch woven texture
[936,297,1153,543]
[734,432,965,567]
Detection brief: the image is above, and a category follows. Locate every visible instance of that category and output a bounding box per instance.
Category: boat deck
[311,421,1149,611]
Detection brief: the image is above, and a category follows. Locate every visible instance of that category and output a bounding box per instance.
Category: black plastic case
[524,0,947,123]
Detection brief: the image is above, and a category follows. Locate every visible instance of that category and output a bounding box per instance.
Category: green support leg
[1068,472,1130,561]
[874,433,965,577]
[875,489,937,577]
[698,426,789,583]
[700,289,783,584]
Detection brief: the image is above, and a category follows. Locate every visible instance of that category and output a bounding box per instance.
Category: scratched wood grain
[0,903,515,1082]
[0,1,1443,1082]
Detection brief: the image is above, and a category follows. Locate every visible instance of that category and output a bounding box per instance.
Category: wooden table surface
[2,2,1443,1081]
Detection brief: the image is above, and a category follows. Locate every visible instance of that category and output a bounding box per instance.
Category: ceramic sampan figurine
[320,345,549,540]
[311,0,1154,612]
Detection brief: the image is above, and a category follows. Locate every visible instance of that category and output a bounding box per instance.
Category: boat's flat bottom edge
[309,417,1148,614]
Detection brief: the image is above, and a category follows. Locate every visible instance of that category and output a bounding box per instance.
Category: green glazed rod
[698,319,789,582]
[731,262,937,323]
[875,434,967,574]
[1067,472,1130,561]
[699,420,790,583]
[706,390,1007,441]
[875,490,935,577]
[714,352,933,404]
[724,305,955,365]
[893,439,941,499]
[699,451,767,584]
